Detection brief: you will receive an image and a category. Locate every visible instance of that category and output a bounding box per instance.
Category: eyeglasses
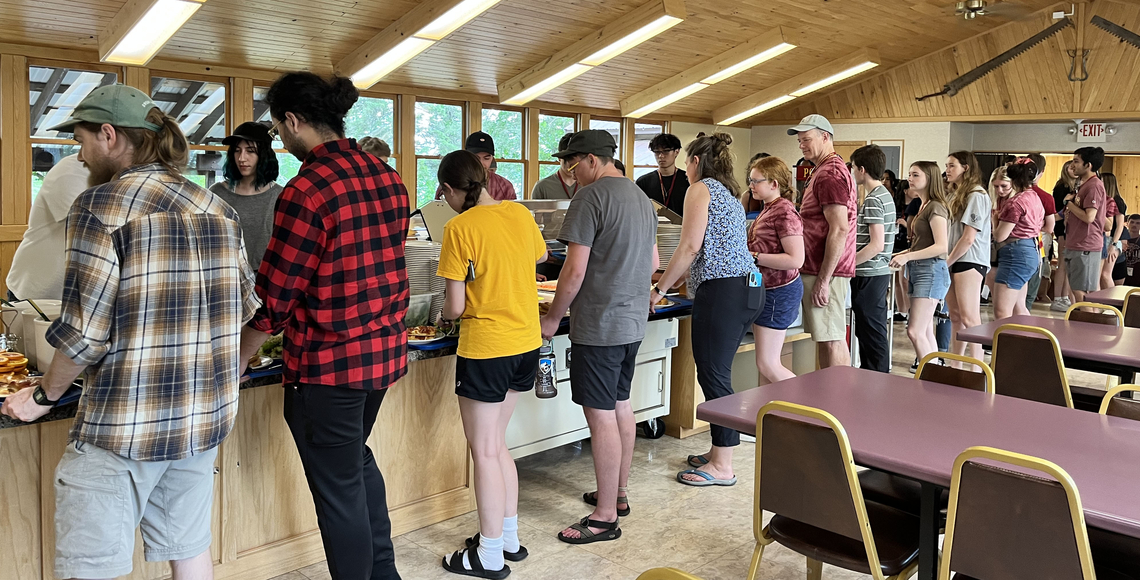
[747,178,770,186]
[268,119,283,140]
[652,149,678,156]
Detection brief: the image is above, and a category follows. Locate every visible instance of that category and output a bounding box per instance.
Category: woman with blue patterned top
[650,132,763,488]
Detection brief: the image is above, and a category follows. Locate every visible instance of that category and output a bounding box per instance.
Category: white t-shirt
[6,155,90,299]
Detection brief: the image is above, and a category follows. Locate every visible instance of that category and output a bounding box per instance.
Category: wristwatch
[651,284,664,296]
[32,385,58,407]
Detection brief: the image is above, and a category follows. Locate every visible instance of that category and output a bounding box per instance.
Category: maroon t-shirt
[799,154,857,277]
[1032,184,1056,217]
[998,190,1045,240]
[1066,176,1107,252]
[747,197,804,289]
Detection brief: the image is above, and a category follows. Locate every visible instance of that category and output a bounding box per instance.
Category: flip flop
[557,516,622,545]
[464,533,528,562]
[687,454,710,468]
[442,547,511,579]
[677,469,737,487]
[582,491,630,516]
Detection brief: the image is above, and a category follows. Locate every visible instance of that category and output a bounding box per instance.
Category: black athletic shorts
[569,342,640,411]
[950,261,989,277]
[455,349,540,403]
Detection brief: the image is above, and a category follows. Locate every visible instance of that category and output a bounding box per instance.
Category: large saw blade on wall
[917,17,1073,101]
[1091,16,1140,51]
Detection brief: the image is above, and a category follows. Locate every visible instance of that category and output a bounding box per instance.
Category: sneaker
[910,358,919,373]
[1050,297,1071,312]
[894,313,908,323]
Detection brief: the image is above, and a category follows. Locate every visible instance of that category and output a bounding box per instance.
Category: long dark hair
[266,72,358,137]
[438,150,488,212]
[1007,159,1038,192]
[686,132,740,196]
[223,137,279,189]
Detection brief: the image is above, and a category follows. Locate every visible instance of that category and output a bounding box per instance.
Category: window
[415,101,464,208]
[152,76,227,188]
[538,113,575,183]
[29,65,118,199]
[482,107,523,198]
[589,118,622,163]
[346,96,396,169]
[253,86,301,184]
[633,122,666,180]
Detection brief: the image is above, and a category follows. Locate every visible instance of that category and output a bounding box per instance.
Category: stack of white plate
[657,224,683,270]
[405,241,442,295]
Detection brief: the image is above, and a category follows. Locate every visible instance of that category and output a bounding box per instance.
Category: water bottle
[535,340,557,399]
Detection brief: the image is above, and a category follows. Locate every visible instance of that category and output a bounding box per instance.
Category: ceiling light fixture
[499,0,686,106]
[100,0,207,65]
[718,95,797,126]
[621,27,795,118]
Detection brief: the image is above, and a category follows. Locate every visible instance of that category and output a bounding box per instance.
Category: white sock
[477,533,505,571]
[502,515,520,552]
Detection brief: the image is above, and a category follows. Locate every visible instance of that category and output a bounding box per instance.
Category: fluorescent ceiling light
[417,0,501,39]
[626,82,707,118]
[502,64,592,106]
[581,15,683,66]
[719,95,796,126]
[102,0,206,65]
[350,37,435,88]
[701,42,795,85]
[790,61,879,97]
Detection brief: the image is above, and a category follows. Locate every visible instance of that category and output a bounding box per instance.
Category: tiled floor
[275,301,1108,580]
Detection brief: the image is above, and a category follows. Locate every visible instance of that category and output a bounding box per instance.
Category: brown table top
[695,366,1140,538]
[1085,285,1138,308]
[956,314,1140,371]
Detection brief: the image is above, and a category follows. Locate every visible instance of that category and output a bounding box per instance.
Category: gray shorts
[54,441,217,579]
[1064,248,1101,292]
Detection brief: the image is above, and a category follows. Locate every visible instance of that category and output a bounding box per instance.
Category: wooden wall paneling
[525,108,540,198]
[1,54,30,227]
[621,117,636,168]
[1082,1,1140,113]
[467,101,482,136]
[1112,156,1140,215]
[123,66,149,91]
[230,77,254,127]
[1,424,42,580]
[398,94,417,208]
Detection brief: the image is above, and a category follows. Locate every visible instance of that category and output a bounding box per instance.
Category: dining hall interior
[1,0,1140,579]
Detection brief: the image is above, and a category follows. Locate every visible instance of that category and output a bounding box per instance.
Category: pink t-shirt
[435,171,517,201]
[799,154,857,277]
[1066,176,1107,252]
[998,190,1045,240]
[747,197,803,289]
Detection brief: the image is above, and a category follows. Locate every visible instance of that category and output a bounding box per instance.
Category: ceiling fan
[955,0,1033,20]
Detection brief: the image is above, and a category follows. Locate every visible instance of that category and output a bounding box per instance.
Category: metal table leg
[918,482,940,580]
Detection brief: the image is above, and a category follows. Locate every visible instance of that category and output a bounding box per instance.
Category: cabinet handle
[658,370,664,393]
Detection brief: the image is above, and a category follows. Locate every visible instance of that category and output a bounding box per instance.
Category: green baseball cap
[553,129,617,159]
[48,84,162,133]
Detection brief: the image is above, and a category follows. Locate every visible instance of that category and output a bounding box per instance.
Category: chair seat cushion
[768,500,920,576]
[859,469,949,516]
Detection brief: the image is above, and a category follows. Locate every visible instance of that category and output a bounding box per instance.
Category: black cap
[222,121,272,146]
[558,132,575,152]
[465,131,495,156]
[553,129,617,159]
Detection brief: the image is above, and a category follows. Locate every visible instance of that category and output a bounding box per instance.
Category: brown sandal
[557,516,622,545]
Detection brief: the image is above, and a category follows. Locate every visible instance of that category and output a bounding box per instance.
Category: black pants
[691,276,765,448]
[851,275,891,373]
[284,384,400,580]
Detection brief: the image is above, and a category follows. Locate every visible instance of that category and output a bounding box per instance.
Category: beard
[281,131,307,162]
[85,155,120,188]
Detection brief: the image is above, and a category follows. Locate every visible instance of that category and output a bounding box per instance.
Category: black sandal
[464,533,528,562]
[557,516,622,545]
[582,491,630,516]
[441,547,511,579]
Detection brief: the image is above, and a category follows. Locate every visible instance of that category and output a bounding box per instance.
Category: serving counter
[0,310,687,580]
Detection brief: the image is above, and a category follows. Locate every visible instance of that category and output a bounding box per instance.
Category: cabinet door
[629,357,667,415]
[505,378,585,451]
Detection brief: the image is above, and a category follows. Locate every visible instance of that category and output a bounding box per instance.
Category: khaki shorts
[800,274,850,343]
[54,441,217,579]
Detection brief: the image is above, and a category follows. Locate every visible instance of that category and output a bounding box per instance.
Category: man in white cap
[788,115,857,368]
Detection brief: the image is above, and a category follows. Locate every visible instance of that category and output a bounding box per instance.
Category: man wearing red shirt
[1062,146,1108,303]
[789,115,857,368]
[1026,153,1057,309]
[239,72,410,580]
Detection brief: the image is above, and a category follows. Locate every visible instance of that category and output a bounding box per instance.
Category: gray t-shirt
[949,186,992,267]
[209,182,283,269]
[532,171,578,200]
[557,176,657,346]
[856,185,897,277]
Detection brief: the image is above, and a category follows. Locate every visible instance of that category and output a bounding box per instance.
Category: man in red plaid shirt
[240,72,409,580]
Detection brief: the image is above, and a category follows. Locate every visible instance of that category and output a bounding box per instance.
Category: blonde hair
[1056,160,1076,191]
[686,132,740,196]
[82,107,189,174]
[911,161,950,214]
[988,165,1011,209]
[750,156,795,202]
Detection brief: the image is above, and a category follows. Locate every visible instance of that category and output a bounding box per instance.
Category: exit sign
[1078,122,1107,142]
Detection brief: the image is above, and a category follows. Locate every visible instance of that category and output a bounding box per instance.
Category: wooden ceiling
[3,0,1066,120]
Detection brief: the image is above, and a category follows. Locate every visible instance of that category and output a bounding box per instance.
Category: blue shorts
[755,276,803,330]
[907,258,950,300]
[995,238,1039,290]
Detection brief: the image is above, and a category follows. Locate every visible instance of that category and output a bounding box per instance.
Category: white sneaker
[739,434,756,443]
[1050,297,1071,312]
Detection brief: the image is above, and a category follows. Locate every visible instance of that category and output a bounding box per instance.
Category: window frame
[536,111,578,185]
[150,71,233,189]
[481,105,526,197]
[413,98,467,208]
[632,120,668,180]
[589,116,623,163]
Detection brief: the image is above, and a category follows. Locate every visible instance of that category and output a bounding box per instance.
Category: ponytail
[78,107,190,175]
[438,150,488,212]
[686,132,740,196]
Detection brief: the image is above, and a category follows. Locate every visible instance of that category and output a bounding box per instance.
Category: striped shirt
[46,163,260,461]
[856,185,897,277]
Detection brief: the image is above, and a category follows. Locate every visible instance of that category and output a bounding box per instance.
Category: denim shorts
[907,258,950,300]
[755,276,803,330]
[995,238,1039,290]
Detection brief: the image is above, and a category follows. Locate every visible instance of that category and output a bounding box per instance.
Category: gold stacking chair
[1100,384,1140,422]
[1122,288,1140,329]
[749,401,920,580]
[915,352,994,394]
[635,568,704,580]
[991,324,1073,408]
[1065,302,1125,391]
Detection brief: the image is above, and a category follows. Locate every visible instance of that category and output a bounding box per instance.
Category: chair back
[939,446,1095,580]
[992,324,1073,408]
[1123,289,1140,328]
[1099,384,1140,421]
[916,352,994,393]
[635,568,704,580]
[1065,302,1123,326]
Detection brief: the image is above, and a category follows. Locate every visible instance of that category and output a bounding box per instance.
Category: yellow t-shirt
[437,201,546,359]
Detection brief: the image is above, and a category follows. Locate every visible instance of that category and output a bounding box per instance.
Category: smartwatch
[32,385,58,407]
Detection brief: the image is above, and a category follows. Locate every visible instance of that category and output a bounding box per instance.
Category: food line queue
[0,70,1117,580]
